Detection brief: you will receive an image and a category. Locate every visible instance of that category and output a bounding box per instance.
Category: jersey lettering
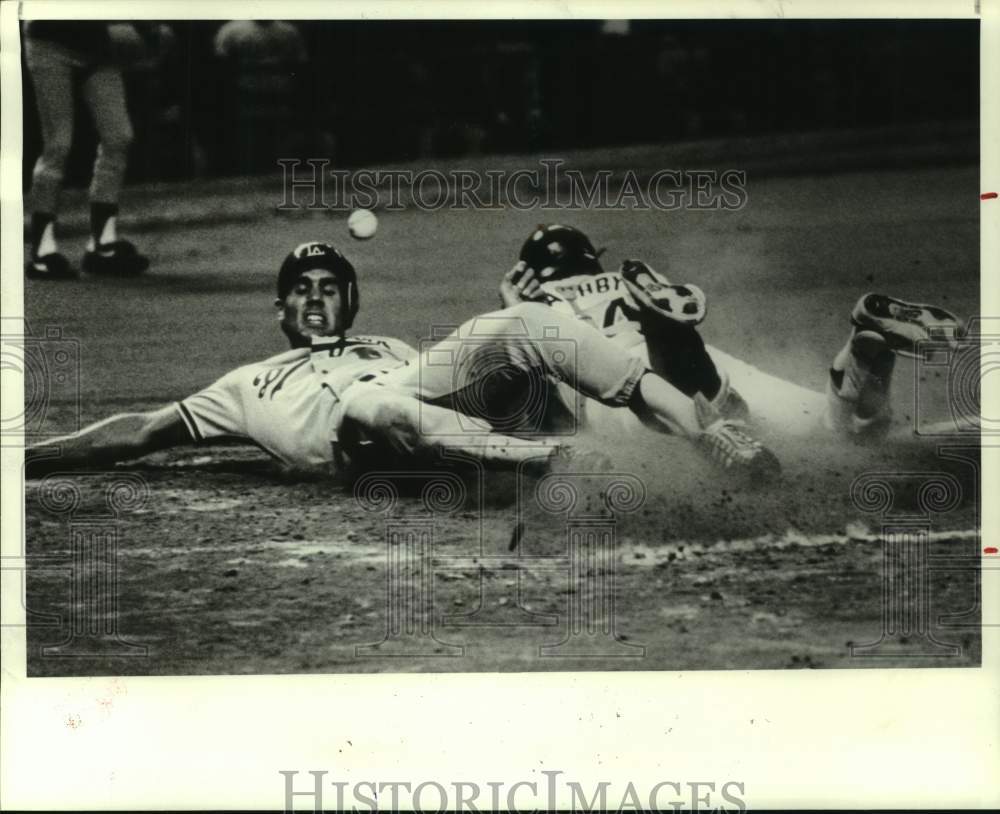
[539,272,642,339]
[572,276,622,299]
[253,357,310,400]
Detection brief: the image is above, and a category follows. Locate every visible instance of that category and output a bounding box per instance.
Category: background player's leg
[82,65,132,224]
[80,65,148,275]
[24,38,76,277]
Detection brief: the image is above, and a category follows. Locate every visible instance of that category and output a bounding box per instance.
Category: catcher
[26,241,781,480]
[499,224,964,441]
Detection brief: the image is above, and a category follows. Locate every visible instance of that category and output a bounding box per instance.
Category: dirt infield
[21,162,981,675]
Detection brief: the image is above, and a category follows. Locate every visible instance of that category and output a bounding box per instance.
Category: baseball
[348,209,378,240]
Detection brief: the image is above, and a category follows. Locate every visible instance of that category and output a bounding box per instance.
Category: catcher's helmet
[518,224,604,282]
[277,241,359,329]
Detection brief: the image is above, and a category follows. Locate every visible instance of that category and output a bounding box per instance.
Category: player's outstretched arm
[25,405,192,478]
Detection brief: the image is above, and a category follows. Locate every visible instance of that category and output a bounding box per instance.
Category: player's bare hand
[500,262,542,307]
[519,268,542,301]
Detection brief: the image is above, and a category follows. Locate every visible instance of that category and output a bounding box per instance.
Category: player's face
[278,269,344,346]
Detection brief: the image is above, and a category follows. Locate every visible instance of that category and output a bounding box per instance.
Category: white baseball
[348,209,378,240]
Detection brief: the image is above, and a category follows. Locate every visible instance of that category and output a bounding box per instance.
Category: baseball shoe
[826,329,895,437]
[694,392,780,478]
[25,253,76,280]
[851,293,961,356]
[82,240,150,276]
[620,259,707,326]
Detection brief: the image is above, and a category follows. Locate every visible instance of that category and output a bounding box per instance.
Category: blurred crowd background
[21,19,979,188]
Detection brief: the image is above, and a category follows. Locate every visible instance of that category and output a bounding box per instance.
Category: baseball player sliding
[25,241,781,479]
[500,224,964,440]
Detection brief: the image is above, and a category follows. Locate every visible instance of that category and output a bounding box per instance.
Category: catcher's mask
[277,241,359,329]
[518,224,605,283]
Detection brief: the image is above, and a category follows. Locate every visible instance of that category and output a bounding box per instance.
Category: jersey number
[603,297,641,329]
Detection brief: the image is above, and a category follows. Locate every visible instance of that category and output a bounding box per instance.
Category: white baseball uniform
[176,335,416,467]
[535,269,656,359]
[174,303,649,472]
[528,269,659,435]
[530,269,830,437]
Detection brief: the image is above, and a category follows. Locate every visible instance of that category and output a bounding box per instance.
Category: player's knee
[100,123,134,156]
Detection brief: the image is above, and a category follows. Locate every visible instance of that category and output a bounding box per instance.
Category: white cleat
[851,293,961,357]
[694,392,780,478]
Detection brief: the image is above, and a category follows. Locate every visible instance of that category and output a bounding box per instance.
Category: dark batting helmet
[518,224,604,282]
[277,241,360,329]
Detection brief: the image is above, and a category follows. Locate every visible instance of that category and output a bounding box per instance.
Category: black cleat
[82,240,150,276]
[25,253,76,280]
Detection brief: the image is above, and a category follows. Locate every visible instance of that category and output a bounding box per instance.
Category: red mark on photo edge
[985,547,998,555]
[982,192,998,200]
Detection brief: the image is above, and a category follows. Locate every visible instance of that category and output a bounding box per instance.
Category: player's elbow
[81,411,165,462]
[118,412,163,453]
[82,407,188,464]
